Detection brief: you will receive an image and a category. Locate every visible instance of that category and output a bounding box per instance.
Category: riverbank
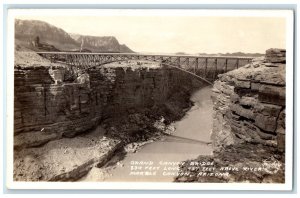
[80,86,214,182]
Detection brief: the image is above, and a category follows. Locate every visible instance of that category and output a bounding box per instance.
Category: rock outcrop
[14,128,122,181]
[211,48,286,152]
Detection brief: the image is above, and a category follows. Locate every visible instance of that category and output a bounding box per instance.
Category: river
[81,85,213,182]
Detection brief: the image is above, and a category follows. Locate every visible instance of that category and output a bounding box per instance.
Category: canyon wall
[211,49,286,152]
[14,63,202,150]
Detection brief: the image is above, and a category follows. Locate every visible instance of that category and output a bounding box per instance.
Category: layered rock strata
[211,48,286,152]
[14,61,202,150]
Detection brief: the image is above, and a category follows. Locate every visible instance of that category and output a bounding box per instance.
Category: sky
[16,14,286,54]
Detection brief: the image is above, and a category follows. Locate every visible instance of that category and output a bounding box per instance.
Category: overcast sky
[17,15,286,54]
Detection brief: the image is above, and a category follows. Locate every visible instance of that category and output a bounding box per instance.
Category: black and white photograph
[5,8,294,190]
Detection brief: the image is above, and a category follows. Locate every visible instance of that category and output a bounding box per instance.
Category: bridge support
[37,52,254,84]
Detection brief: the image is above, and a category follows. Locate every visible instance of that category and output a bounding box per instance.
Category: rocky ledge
[14,127,122,181]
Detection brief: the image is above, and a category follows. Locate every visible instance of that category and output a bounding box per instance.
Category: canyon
[13,48,286,183]
[13,48,205,181]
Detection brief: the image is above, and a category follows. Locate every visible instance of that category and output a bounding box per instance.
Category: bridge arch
[37,52,254,84]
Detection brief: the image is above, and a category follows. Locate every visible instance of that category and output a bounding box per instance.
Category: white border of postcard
[6,9,294,190]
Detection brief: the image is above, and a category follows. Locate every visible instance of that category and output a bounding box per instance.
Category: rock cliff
[14,53,203,150]
[211,48,286,152]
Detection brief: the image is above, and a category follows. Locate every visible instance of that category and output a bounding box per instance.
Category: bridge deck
[37,52,254,60]
[37,52,255,84]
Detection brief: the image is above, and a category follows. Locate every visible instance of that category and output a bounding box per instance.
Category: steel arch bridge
[37,52,254,85]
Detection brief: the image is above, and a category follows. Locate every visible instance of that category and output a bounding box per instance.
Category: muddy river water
[81,85,213,182]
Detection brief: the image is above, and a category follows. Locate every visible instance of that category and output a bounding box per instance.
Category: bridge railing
[37,52,255,84]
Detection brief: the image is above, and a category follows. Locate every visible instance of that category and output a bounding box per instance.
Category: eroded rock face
[211,49,286,152]
[14,63,203,150]
[14,66,102,149]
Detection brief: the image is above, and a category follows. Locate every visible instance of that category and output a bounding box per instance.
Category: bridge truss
[37,52,254,84]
